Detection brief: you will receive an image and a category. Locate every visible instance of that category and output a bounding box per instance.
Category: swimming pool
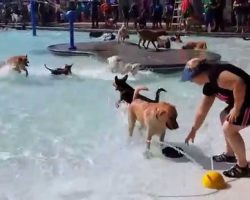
[0,30,249,200]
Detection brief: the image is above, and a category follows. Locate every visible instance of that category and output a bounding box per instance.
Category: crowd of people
[0,0,250,32]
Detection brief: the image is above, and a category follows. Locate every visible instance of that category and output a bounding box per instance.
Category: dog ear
[122,74,128,81]
[115,76,118,82]
[156,110,167,119]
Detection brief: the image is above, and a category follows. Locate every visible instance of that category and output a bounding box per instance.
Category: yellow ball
[202,171,227,190]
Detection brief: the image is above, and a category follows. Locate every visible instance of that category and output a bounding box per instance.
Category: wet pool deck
[48,41,221,73]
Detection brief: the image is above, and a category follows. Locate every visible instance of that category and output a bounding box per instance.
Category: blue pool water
[0,30,250,200]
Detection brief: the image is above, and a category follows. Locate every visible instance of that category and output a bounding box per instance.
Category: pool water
[0,30,249,200]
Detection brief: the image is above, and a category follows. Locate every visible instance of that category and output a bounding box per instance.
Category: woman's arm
[185,95,215,145]
[218,71,246,113]
[192,95,216,131]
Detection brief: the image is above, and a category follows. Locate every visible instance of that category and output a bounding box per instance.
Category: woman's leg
[222,121,248,167]
[220,110,235,156]
[235,11,240,32]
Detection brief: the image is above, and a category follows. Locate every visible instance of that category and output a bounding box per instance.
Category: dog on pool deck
[107,55,140,76]
[113,74,166,108]
[182,41,207,50]
[117,24,129,43]
[128,87,179,158]
[137,29,168,51]
[44,64,73,75]
[6,55,29,77]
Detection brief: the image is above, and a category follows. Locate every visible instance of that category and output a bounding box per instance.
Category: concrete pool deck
[48,41,221,73]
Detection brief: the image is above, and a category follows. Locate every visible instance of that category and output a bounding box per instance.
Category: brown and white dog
[117,24,129,43]
[182,41,207,50]
[137,29,168,51]
[6,55,29,77]
[128,87,179,157]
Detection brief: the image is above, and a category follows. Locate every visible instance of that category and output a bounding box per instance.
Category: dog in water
[170,34,183,43]
[157,36,171,49]
[107,55,140,76]
[113,75,166,107]
[117,24,129,43]
[128,87,179,158]
[137,29,167,51]
[6,55,29,77]
[182,41,207,50]
[44,64,73,75]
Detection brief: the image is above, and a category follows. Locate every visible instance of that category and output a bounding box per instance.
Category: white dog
[117,24,129,43]
[107,56,140,75]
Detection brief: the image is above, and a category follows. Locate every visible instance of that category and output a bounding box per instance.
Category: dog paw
[143,150,153,159]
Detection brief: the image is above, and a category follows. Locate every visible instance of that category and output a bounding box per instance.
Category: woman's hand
[227,107,240,123]
[185,127,197,145]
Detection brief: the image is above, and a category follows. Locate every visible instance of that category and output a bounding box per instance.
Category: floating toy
[202,170,227,189]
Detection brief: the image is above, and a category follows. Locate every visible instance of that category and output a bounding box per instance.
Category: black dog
[113,74,166,107]
[44,64,73,75]
[89,31,104,38]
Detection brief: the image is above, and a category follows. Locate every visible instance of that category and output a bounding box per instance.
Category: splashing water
[0,30,249,200]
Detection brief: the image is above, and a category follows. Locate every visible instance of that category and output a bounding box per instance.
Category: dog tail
[44,64,53,72]
[133,87,149,101]
[155,88,167,102]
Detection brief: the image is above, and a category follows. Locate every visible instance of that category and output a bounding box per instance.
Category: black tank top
[203,63,250,108]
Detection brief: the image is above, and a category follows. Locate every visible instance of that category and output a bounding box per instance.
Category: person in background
[203,0,216,32]
[76,1,84,22]
[151,0,163,29]
[183,58,250,178]
[233,0,248,33]
[100,0,112,26]
[163,0,174,29]
[129,0,139,28]
[137,6,148,28]
[213,0,225,32]
[120,0,130,27]
[110,0,119,24]
[91,0,101,28]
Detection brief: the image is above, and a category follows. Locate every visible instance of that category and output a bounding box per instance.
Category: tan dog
[137,29,167,51]
[182,41,207,50]
[117,24,129,43]
[6,55,29,77]
[128,87,179,157]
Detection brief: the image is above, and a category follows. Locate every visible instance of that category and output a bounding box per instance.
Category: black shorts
[222,105,250,126]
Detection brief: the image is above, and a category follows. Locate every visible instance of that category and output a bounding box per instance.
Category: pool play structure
[48,41,221,73]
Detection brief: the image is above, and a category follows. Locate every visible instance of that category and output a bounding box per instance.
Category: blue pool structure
[0,29,249,200]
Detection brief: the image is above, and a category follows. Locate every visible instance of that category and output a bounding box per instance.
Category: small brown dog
[137,29,168,51]
[6,55,29,77]
[128,87,179,157]
[182,41,207,50]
